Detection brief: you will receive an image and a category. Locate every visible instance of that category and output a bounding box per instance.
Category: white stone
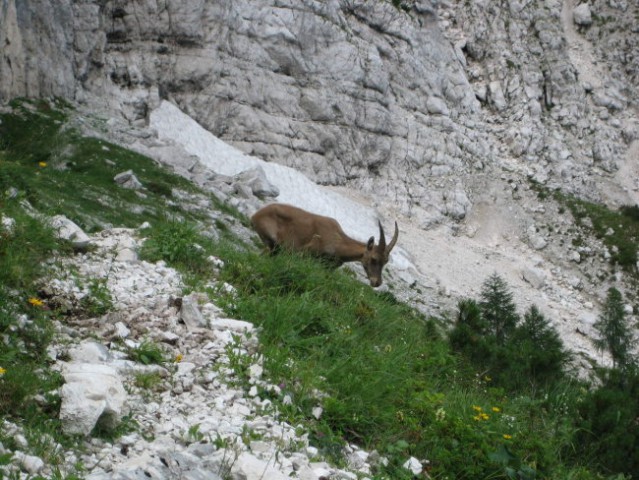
[13,434,28,449]
[49,215,91,249]
[231,452,289,480]
[1,215,15,233]
[426,96,449,116]
[14,452,44,475]
[403,456,423,475]
[210,318,254,332]
[313,466,332,479]
[573,4,592,26]
[59,363,127,436]
[176,362,197,376]
[235,166,280,199]
[161,331,180,344]
[489,81,507,111]
[114,322,130,338]
[180,294,208,330]
[522,267,546,289]
[114,170,143,190]
[248,364,263,380]
[68,341,112,363]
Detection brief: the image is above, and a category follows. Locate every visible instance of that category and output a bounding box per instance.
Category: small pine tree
[512,305,568,385]
[450,299,494,365]
[456,298,487,333]
[576,369,639,475]
[479,273,519,345]
[593,287,635,370]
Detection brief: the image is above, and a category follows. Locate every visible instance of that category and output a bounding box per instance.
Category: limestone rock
[573,4,592,26]
[68,340,113,364]
[488,81,508,111]
[231,452,290,480]
[234,166,280,199]
[114,170,143,190]
[14,452,44,475]
[522,267,546,289]
[179,293,208,330]
[403,456,423,475]
[527,226,548,251]
[59,363,127,436]
[49,215,91,250]
[442,184,471,220]
[1,215,15,234]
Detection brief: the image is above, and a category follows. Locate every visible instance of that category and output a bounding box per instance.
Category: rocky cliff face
[2,0,637,225]
[1,0,638,334]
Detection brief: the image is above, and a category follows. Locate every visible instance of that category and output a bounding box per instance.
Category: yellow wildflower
[472,405,482,412]
[473,412,491,422]
[0,367,6,375]
[492,407,501,413]
[28,297,44,307]
[38,162,47,168]
[503,434,512,440]
[175,353,183,363]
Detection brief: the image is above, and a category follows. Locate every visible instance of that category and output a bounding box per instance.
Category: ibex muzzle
[251,203,398,287]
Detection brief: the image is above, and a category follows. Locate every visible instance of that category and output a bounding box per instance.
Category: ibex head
[361,220,399,287]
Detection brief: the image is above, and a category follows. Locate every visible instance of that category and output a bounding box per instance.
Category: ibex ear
[367,237,375,250]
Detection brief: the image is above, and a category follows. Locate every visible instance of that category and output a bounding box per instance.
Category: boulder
[59,363,127,436]
[180,294,208,330]
[573,4,592,26]
[114,170,143,190]
[231,452,289,480]
[234,167,279,199]
[522,267,546,289]
[49,215,91,250]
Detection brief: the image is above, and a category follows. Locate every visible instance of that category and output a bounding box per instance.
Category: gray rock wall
[443,0,638,201]
[86,0,488,225]
[1,0,637,225]
[0,0,75,101]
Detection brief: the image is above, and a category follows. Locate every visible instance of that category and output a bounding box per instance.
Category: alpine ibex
[250,203,398,287]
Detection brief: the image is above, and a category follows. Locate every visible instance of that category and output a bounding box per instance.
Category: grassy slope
[1,99,632,479]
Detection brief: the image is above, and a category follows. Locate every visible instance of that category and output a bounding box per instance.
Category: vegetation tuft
[530,179,639,274]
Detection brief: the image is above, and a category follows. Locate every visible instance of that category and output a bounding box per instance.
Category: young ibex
[251,203,399,287]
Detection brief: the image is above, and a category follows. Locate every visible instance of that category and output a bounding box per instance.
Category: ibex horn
[385,221,399,255]
[378,220,386,251]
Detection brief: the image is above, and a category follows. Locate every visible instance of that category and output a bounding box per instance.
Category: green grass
[561,195,639,271]
[0,99,631,479]
[127,339,168,366]
[0,205,77,475]
[0,99,236,478]
[0,98,205,232]
[202,242,602,479]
